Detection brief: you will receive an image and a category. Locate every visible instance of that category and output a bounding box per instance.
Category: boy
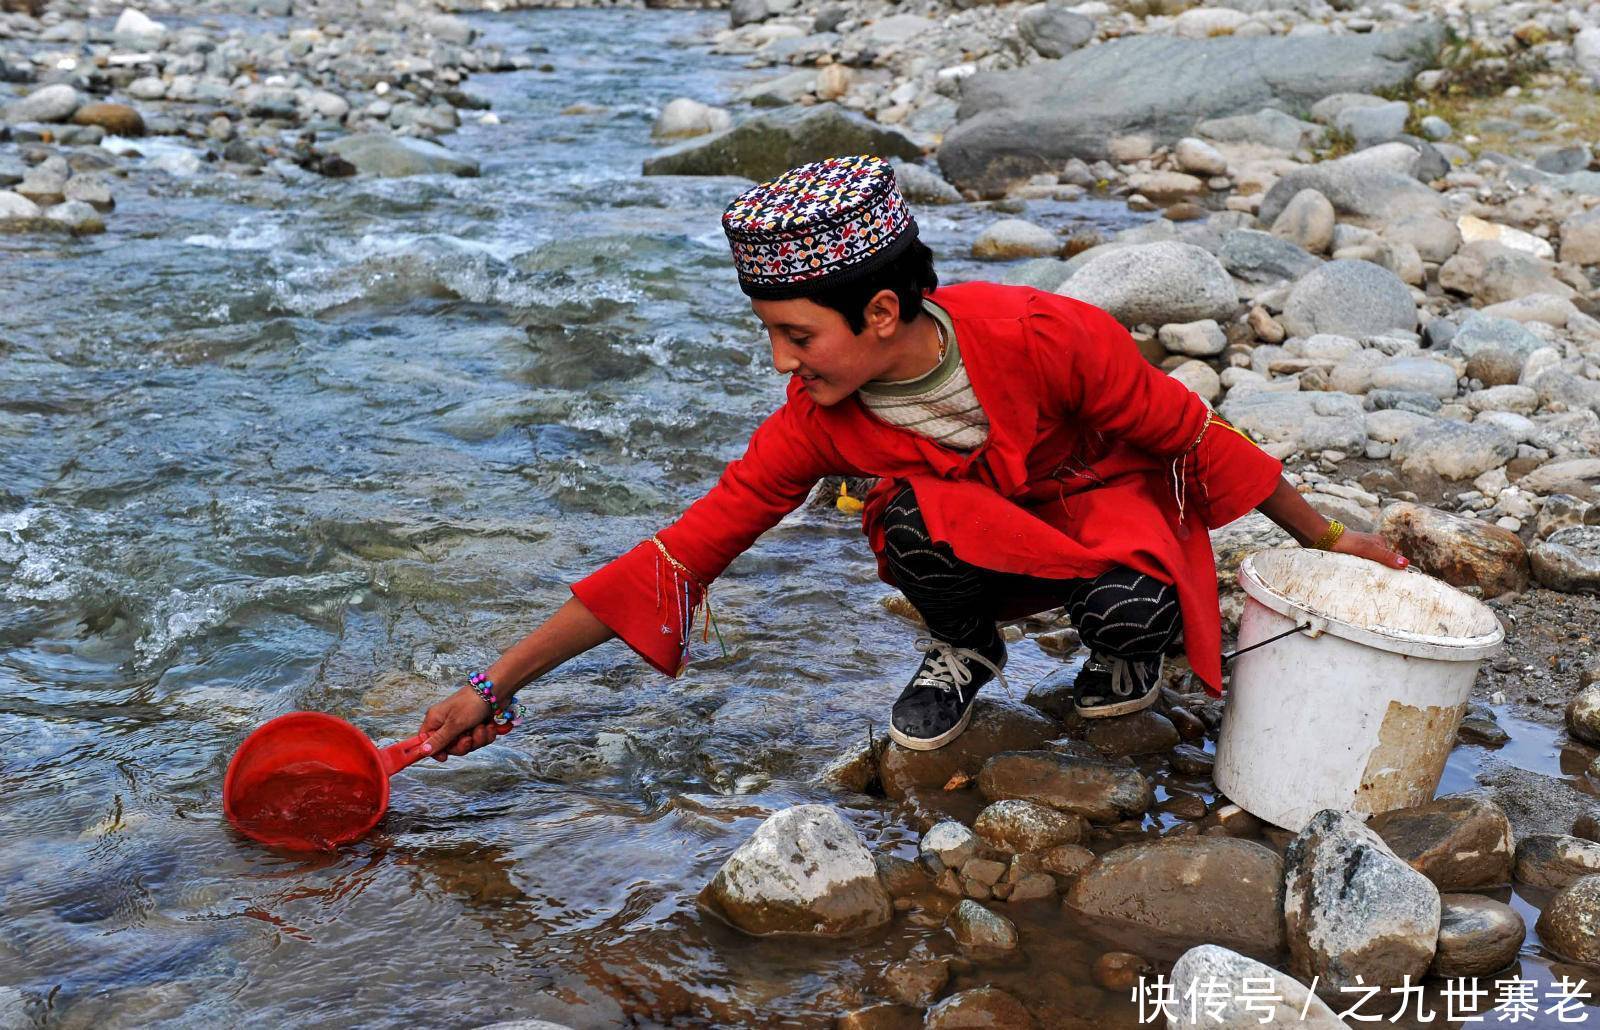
[419,155,1406,759]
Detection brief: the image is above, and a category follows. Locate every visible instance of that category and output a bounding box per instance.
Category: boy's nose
[770,343,800,375]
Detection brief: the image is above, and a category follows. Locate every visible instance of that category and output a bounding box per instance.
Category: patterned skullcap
[721,154,918,300]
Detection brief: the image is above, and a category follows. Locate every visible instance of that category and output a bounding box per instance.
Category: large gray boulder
[324,134,480,177]
[1392,421,1518,481]
[1055,241,1236,326]
[643,105,920,182]
[1439,241,1576,304]
[938,25,1444,193]
[1279,260,1417,338]
[1283,809,1441,991]
[701,805,892,936]
[1218,391,1367,453]
[1258,142,1446,227]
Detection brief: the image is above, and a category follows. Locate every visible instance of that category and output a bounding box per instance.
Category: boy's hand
[1331,528,1409,570]
[420,686,501,762]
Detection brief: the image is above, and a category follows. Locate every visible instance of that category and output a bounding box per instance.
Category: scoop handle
[380,721,514,776]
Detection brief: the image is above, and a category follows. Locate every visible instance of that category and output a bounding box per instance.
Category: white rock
[1458,215,1555,261]
[1166,945,1344,1028]
[1171,360,1222,404]
[1174,137,1227,177]
[702,805,891,936]
[973,218,1058,260]
[114,7,166,47]
[1059,241,1236,326]
[921,820,978,872]
[1173,7,1248,38]
[1466,385,1539,415]
[652,97,732,140]
[0,191,42,221]
[1159,319,1226,357]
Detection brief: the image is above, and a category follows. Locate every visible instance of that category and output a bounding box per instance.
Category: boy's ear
[864,288,901,336]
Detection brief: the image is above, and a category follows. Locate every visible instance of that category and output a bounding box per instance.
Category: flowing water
[2,8,1596,1028]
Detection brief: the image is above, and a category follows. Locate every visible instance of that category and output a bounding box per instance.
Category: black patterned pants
[880,485,1182,658]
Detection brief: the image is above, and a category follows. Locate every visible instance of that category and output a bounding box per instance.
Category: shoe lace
[912,637,1011,698]
[1095,654,1160,699]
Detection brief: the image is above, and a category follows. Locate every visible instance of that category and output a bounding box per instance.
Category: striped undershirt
[857,299,990,452]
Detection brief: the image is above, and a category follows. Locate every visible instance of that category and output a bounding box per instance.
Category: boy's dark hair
[806,239,938,334]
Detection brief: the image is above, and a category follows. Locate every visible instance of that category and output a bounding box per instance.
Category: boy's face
[751,295,894,407]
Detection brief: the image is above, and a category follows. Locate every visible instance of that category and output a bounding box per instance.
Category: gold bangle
[1312,520,1346,551]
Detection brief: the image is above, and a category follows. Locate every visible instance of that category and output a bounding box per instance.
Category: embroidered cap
[722,154,919,300]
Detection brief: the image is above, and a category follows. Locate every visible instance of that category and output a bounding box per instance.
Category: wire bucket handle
[1222,614,1328,665]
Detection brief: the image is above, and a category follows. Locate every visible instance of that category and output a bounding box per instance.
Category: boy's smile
[751,292,944,408]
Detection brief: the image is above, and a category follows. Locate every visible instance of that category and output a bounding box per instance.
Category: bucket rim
[1238,550,1504,661]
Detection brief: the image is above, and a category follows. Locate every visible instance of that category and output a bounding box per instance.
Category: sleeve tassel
[651,535,728,672]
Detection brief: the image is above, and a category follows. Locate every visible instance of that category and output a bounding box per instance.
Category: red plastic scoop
[223,711,507,851]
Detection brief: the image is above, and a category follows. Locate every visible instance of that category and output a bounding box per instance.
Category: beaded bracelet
[468,671,523,729]
[1312,519,1346,551]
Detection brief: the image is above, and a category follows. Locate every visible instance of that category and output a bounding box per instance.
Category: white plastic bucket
[1214,549,1504,832]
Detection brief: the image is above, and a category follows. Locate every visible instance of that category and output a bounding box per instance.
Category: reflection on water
[6,6,1586,1027]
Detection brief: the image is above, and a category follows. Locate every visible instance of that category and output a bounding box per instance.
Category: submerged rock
[643,105,919,182]
[324,134,480,178]
[701,805,891,936]
[978,750,1152,824]
[924,986,1033,1028]
[1166,945,1343,1028]
[946,899,1019,951]
[1377,502,1529,597]
[1283,809,1440,990]
[880,957,949,1007]
[973,799,1086,853]
[1064,837,1285,957]
[1368,795,1514,890]
[1431,894,1524,978]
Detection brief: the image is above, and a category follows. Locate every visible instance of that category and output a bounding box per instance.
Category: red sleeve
[571,387,841,676]
[1025,291,1281,528]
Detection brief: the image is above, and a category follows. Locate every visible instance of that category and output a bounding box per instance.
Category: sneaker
[1072,654,1163,719]
[889,635,1009,751]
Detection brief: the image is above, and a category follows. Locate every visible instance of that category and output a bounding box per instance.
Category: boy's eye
[790,335,809,346]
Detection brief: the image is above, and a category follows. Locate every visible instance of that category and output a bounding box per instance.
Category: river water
[2,7,1595,1027]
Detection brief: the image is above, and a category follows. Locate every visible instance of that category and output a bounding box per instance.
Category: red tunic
[572,283,1283,695]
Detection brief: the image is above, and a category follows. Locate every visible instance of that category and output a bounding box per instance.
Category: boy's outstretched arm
[419,595,614,761]
[1255,477,1408,569]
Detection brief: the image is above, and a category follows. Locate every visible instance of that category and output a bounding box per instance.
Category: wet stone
[1084,709,1180,757]
[921,821,978,873]
[978,750,1153,824]
[973,799,1086,853]
[1065,837,1286,957]
[1536,874,1600,966]
[701,805,892,937]
[836,1002,922,1030]
[1458,704,1510,746]
[1169,743,1214,777]
[1006,873,1056,902]
[1167,945,1344,1028]
[946,899,1019,951]
[1573,809,1600,843]
[960,858,1007,887]
[1040,843,1096,879]
[879,957,949,1007]
[1431,894,1525,978]
[1368,795,1514,890]
[874,853,933,898]
[880,700,1059,801]
[1208,804,1262,838]
[1091,951,1147,994]
[923,986,1033,1029]
[961,877,991,900]
[1533,527,1600,594]
[1159,794,1208,821]
[1166,705,1208,742]
[1284,809,1441,990]
[1513,834,1600,889]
